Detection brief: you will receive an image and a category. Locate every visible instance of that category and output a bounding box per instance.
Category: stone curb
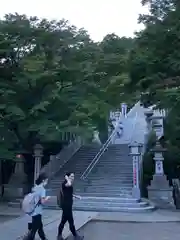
[92,218,180,223]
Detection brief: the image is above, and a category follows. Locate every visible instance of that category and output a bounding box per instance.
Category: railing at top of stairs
[80,116,124,180]
[41,136,83,180]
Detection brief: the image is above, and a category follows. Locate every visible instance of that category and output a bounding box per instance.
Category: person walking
[57,172,84,240]
[27,173,50,240]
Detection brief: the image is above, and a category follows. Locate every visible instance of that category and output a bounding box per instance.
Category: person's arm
[73,194,81,200]
[40,188,50,204]
[64,176,72,187]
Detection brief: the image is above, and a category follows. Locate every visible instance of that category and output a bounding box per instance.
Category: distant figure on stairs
[92,130,102,145]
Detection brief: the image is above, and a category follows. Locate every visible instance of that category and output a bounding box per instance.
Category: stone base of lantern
[148,175,174,208]
[4,160,26,199]
[132,186,141,200]
[4,185,24,199]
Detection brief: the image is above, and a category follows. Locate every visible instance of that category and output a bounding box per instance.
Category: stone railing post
[129,142,142,200]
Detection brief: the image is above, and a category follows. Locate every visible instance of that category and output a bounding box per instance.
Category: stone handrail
[41,137,83,179]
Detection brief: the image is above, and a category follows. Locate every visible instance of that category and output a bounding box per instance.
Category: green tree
[0,14,100,158]
[91,34,134,141]
[0,14,133,159]
[128,0,180,108]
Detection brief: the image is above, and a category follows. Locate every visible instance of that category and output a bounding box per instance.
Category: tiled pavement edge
[95,210,180,222]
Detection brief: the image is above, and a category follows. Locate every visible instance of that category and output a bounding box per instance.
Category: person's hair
[35,173,48,185]
[65,172,74,177]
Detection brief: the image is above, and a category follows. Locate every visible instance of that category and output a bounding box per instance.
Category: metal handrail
[80,119,123,180]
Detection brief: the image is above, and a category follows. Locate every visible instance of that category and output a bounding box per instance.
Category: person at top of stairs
[57,172,84,240]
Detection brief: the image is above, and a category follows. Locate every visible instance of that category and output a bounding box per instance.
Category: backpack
[57,188,64,208]
[22,192,40,215]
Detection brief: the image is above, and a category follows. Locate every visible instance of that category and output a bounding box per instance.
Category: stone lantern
[5,154,26,198]
[129,142,142,200]
[33,144,43,184]
[148,141,173,206]
[152,120,164,140]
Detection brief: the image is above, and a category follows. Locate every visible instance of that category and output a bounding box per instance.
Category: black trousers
[58,207,76,236]
[28,214,46,240]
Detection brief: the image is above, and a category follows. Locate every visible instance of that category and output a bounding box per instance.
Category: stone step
[49,179,133,185]
[47,190,132,198]
[44,196,155,212]
[73,201,148,208]
[92,172,133,175]
[87,175,133,179]
[84,187,131,191]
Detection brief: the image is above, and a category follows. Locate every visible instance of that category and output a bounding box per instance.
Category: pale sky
[0,0,149,41]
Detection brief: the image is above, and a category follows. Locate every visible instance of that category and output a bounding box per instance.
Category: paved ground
[0,202,22,223]
[77,221,180,240]
[1,208,180,239]
[0,210,98,240]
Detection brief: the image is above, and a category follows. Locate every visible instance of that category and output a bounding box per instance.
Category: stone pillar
[148,142,173,206]
[5,155,26,198]
[33,144,43,184]
[129,142,142,200]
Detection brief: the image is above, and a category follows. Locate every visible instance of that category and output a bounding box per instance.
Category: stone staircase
[80,144,133,197]
[45,143,155,212]
[46,145,100,196]
[8,102,156,212]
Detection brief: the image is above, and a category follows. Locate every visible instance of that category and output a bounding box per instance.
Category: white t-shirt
[30,184,46,217]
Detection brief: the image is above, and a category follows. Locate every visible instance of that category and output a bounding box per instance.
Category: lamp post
[129,142,142,200]
[33,144,43,185]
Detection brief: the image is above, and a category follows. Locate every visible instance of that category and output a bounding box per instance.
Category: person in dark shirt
[57,172,84,240]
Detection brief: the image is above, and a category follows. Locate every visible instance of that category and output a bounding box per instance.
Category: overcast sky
[0,0,149,41]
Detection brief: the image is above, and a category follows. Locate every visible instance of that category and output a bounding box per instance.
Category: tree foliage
[128,0,180,108]
[127,0,180,173]
[0,13,133,158]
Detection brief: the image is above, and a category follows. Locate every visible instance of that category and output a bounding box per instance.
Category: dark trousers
[58,207,76,236]
[28,214,46,240]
